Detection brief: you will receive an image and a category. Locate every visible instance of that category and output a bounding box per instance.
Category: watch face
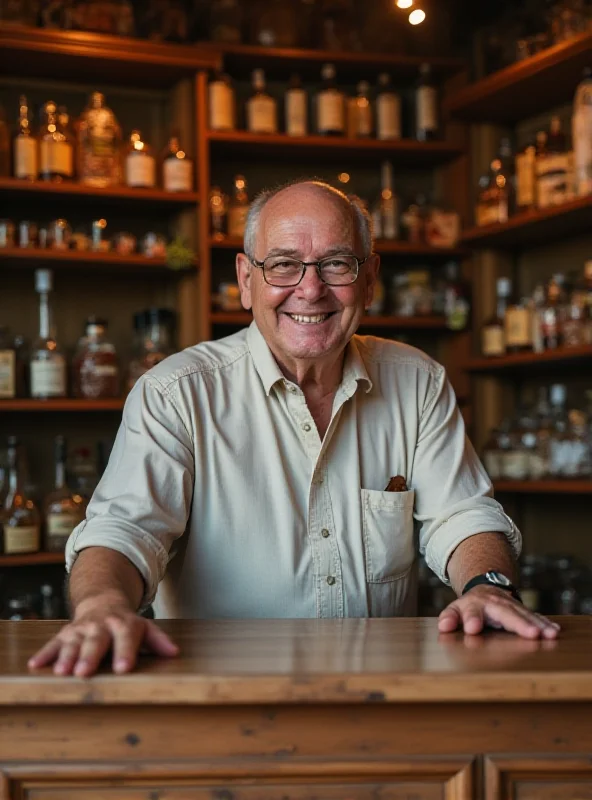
[485,571,512,587]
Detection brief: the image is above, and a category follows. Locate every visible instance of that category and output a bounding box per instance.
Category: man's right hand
[27,597,179,677]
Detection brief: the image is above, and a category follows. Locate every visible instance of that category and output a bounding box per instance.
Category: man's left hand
[438,585,560,639]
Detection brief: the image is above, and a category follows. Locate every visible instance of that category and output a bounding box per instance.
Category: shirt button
[326,576,336,586]
[302,423,311,432]
[321,528,330,538]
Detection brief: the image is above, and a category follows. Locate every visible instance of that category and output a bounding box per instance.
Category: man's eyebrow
[262,246,356,258]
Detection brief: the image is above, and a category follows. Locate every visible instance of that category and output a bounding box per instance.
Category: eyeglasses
[251,254,367,287]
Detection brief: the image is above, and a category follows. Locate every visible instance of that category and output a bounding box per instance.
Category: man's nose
[295,264,328,300]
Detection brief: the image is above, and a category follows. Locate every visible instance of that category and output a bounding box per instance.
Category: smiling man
[29,180,559,678]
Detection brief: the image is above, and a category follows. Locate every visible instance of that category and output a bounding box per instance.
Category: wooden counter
[2,617,592,799]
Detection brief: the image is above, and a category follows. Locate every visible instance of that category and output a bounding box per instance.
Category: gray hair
[243,179,374,260]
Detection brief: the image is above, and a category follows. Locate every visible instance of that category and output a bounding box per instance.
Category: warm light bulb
[396,0,413,8]
[409,8,426,24]
[338,172,350,184]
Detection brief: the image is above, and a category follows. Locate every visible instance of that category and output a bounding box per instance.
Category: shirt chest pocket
[361,488,415,583]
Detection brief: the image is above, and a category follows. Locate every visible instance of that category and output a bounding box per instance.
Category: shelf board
[0,178,199,208]
[203,42,465,82]
[211,311,448,330]
[465,346,592,373]
[461,196,592,250]
[0,248,196,274]
[0,25,220,87]
[0,552,65,567]
[0,399,125,412]
[444,31,592,123]
[207,131,464,167]
[494,480,592,495]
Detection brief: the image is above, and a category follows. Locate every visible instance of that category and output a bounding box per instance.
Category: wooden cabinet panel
[485,756,592,799]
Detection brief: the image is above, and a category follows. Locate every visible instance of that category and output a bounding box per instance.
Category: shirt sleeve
[412,363,522,584]
[65,375,195,608]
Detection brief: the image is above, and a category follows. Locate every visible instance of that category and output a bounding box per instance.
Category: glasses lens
[319,255,358,285]
[263,257,304,286]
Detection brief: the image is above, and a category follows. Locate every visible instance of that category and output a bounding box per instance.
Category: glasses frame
[250,254,368,287]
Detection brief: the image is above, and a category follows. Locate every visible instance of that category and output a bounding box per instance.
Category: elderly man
[30,180,559,677]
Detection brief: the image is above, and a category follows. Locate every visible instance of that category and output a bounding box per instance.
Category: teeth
[288,314,330,324]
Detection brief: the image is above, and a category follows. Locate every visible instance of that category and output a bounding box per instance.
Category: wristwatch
[462,571,522,603]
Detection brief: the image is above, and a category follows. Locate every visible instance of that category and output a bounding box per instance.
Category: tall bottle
[481,277,510,357]
[208,71,236,131]
[572,67,592,196]
[316,63,345,136]
[376,161,399,240]
[162,133,193,192]
[246,69,278,134]
[13,95,38,181]
[30,269,67,399]
[39,100,75,183]
[2,437,41,556]
[536,116,570,208]
[44,436,86,553]
[504,284,532,353]
[415,63,438,142]
[78,92,122,188]
[227,175,250,240]
[124,129,156,189]
[376,73,401,141]
[542,273,567,350]
[515,139,537,211]
[285,74,308,137]
[353,80,373,138]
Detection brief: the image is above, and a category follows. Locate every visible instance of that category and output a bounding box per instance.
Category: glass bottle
[376,73,401,142]
[542,274,567,350]
[208,71,236,132]
[530,283,546,353]
[482,428,503,480]
[40,584,61,620]
[481,277,510,357]
[209,186,228,241]
[353,80,373,138]
[127,308,176,390]
[573,67,592,197]
[227,175,250,240]
[2,437,40,556]
[375,161,398,241]
[316,63,345,136]
[415,63,438,142]
[563,289,587,348]
[0,327,16,399]
[39,100,75,183]
[13,95,38,181]
[246,69,278,135]
[72,317,119,399]
[565,409,592,478]
[504,283,533,354]
[0,106,9,177]
[285,74,308,137]
[549,383,569,477]
[44,435,86,553]
[515,140,537,211]
[30,269,67,400]
[162,133,193,193]
[520,555,542,613]
[125,129,156,189]
[532,387,553,479]
[78,92,122,188]
[536,116,570,208]
[7,596,39,620]
[443,261,470,331]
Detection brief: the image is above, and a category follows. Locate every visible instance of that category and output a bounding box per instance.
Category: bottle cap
[35,269,53,293]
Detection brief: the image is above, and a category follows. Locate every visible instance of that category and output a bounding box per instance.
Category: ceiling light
[409,8,426,24]
[396,0,413,8]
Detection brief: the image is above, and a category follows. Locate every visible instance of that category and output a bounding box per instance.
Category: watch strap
[462,573,522,603]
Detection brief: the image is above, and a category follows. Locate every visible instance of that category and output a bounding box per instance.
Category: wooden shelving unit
[494,480,592,495]
[0,552,65,567]
[0,399,125,412]
[465,346,592,373]
[0,248,196,273]
[211,311,449,330]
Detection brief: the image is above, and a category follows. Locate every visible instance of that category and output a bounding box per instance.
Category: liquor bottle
[376,73,401,141]
[515,140,536,211]
[72,317,119,399]
[443,262,470,331]
[415,63,438,142]
[475,139,513,225]
[0,105,9,177]
[572,67,592,196]
[208,71,236,132]
[481,277,511,357]
[376,161,399,240]
[227,175,250,240]
[541,274,567,350]
[504,285,532,353]
[316,63,345,136]
[124,130,156,189]
[285,74,308,137]
[13,95,38,181]
[536,116,570,208]
[246,69,278,134]
[209,186,228,241]
[162,133,193,192]
[40,584,61,620]
[44,436,86,553]
[30,269,67,400]
[2,437,41,556]
[353,81,372,138]
[0,327,16,399]
[39,100,75,183]
[78,92,122,188]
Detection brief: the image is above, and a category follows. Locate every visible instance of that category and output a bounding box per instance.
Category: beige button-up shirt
[66,322,521,619]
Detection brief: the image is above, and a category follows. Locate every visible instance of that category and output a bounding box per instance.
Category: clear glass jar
[72,317,119,399]
[127,308,176,391]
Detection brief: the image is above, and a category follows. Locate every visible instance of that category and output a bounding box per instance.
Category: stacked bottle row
[0,93,193,192]
[475,69,592,226]
[209,63,440,141]
[0,270,176,401]
[481,264,592,358]
[482,385,592,482]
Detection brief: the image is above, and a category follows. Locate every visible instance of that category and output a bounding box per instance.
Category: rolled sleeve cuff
[422,501,522,586]
[65,519,169,609]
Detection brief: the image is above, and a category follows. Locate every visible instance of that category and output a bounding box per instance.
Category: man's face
[236,186,379,372]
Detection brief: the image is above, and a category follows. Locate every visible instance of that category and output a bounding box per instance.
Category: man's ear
[236,253,253,310]
[364,254,381,309]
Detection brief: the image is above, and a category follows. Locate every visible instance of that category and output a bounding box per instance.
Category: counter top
[2,617,591,706]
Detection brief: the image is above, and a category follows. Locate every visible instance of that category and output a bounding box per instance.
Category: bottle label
[247,96,277,134]
[163,158,193,193]
[505,308,532,347]
[285,90,307,137]
[14,136,38,179]
[515,150,536,208]
[573,105,592,195]
[317,90,344,134]
[91,365,119,377]
[482,326,505,356]
[209,82,235,131]
[126,153,156,188]
[47,513,80,540]
[40,140,73,177]
[377,95,401,140]
[536,153,572,207]
[417,86,437,132]
[0,350,16,398]
[228,206,249,239]
[356,103,373,137]
[4,525,40,554]
[30,358,67,398]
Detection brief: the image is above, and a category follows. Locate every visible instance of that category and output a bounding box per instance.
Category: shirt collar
[246,321,373,397]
